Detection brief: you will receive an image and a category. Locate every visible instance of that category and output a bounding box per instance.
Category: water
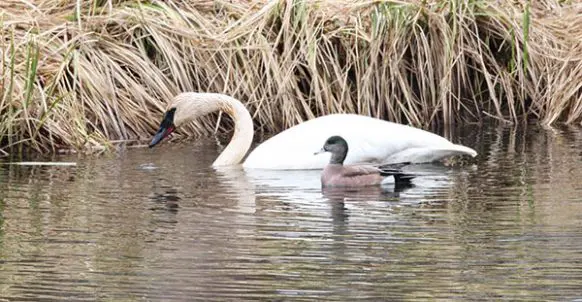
[1,125,582,301]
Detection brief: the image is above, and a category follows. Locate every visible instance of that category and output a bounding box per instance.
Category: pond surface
[1,124,582,301]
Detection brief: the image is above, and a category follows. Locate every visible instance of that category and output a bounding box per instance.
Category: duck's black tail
[378,162,415,187]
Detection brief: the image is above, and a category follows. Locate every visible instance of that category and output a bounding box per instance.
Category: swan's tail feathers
[452,144,478,158]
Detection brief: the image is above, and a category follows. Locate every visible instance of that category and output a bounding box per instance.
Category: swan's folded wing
[384,146,477,164]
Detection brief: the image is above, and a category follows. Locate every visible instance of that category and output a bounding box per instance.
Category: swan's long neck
[211,95,254,166]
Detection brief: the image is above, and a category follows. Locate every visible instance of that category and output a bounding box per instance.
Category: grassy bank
[1,0,582,155]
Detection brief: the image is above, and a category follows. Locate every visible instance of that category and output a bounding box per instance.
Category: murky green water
[1,125,582,301]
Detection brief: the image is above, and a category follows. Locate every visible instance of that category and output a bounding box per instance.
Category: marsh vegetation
[1,0,581,154]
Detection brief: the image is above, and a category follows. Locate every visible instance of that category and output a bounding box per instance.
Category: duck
[149,92,477,170]
[317,135,415,188]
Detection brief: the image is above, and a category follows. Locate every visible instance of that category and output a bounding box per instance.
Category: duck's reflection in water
[320,184,415,260]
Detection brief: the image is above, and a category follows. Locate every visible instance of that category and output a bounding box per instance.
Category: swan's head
[149,93,224,148]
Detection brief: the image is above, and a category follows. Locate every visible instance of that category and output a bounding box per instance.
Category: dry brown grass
[1,0,582,155]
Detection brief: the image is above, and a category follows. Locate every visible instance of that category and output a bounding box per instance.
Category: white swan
[149,92,477,169]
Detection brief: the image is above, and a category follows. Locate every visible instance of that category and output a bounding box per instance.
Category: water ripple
[1,127,582,301]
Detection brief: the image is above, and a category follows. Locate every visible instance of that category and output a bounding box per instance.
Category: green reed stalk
[522,1,530,75]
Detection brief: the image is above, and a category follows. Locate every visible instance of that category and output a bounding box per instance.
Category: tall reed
[1,0,582,154]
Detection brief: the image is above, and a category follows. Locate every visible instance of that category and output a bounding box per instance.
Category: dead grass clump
[2,0,582,155]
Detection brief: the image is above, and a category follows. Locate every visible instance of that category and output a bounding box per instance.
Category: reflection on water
[1,124,582,300]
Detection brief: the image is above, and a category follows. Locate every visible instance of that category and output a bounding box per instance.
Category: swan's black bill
[149,125,175,147]
[149,108,176,148]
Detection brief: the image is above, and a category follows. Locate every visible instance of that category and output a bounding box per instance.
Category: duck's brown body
[321,164,384,187]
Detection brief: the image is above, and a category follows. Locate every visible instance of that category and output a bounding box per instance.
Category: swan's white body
[150,93,477,170]
[243,114,476,170]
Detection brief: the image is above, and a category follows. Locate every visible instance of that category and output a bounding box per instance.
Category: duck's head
[149,93,225,148]
[318,135,349,164]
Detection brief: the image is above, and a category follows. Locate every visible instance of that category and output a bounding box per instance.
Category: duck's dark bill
[314,148,326,155]
[149,126,175,148]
